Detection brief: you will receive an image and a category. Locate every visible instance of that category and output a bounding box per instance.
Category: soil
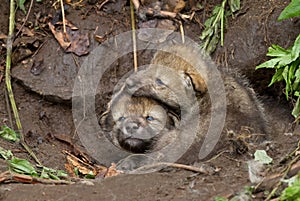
[0,0,299,200]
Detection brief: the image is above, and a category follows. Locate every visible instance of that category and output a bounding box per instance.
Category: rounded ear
[167,111,180,129]
[99,110,114,132]
[185,70,207,94]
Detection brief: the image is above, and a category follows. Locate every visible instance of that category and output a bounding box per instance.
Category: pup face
[100,95,179,153]
[123,65,199,113]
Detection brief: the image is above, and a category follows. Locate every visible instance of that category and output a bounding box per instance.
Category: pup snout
[125,122,139,134]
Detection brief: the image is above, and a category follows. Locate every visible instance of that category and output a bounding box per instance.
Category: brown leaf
[104,163,123,178]
[48,22,71,50]
[0,33,7,40]
[65,30,89,56]
[55,19,78,30]
[48,22,89,56]
[64,150,97,175]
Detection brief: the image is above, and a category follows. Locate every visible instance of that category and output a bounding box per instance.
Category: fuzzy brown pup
[100,95,180,153]
[100,44,271,163]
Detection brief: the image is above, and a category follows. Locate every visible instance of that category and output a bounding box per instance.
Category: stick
[130,0,138,72]
[15,0,34,37]
[60,0,68,40]
[0,171,73,184]
[134,162,209,174]
[6,0,41,166]
[264,140,300,201]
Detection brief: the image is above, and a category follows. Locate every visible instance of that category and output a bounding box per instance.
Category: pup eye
[118,116,126,121]
[156,78,164,86]
[146,116,154,121]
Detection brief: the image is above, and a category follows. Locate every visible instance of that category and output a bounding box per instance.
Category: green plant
[0,125,19,142]
[280,177,300,201]
[215,197,228,201]
[256,0,300,118]
[200,0,240,54]
[0,146,68,179]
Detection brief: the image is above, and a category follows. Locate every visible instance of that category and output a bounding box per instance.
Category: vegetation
[256,0,300,118]
[0,146,68,179]
[280,177,300,201]
[200,0,240,54]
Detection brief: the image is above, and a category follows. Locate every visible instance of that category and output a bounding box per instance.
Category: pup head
[99,95,179,153]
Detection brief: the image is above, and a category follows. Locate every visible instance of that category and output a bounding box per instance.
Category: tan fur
[100,44,271,163]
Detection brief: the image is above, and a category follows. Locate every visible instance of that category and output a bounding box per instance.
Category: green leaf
[57,170,68,178]
[0,147,13,160]
[200,26,214,40]
[85,171,96,179]
[280,179,300,201]
[206,32,220,54]
[0,126,19,142]
[269,68,284,86]
[17,0,27,14]
[8,157,38,176]
[214,197,228,201]
[278,0,300,21]
[212,5,222,16]
[278,55,293,67]
[267,44,290,57]
[229,0,240,13]
[254,150,273,164]
[283,66,291,99]
[37,165,68,179]
[292,34,300,61]
[49,173,60,180]
[293,66,300,91]
[292,96,300,118]
[255,58,282,69]
[289,61,297,84]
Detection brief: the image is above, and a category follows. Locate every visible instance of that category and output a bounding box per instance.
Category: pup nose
[125,122,139,134]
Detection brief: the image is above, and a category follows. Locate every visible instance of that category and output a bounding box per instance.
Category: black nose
[125,122,139,134]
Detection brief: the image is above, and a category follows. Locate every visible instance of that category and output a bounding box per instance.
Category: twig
[179,21,185,43]
[60,0,68,40]
[6,0,41,166]
[4,88,13,129]
[134,162,209,174]
[97,0,110,10]
[31,39,48,57]
[15,0,34,37]
[130,0,138,72]
[0,171,73,184]
[131,0,140,10]
[264,140,300,201]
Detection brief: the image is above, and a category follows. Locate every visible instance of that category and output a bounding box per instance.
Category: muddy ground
[0,0,300,200]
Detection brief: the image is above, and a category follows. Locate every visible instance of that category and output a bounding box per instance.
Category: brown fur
[100,44,271,163]
[100,95,179,153]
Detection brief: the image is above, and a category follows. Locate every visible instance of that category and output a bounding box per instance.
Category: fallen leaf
[48,22,71,50]
[48,22,89,56]
[105,163,123,178]
[63,150,106,178]
[254,150,273,164]
[0,33,7,40]
[55,19,78,30]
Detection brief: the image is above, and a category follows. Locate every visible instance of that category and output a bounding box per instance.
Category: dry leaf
[48,22,89,56]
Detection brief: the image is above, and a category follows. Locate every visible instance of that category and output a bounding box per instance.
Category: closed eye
[155,78,165,86]
[146,116,154,121]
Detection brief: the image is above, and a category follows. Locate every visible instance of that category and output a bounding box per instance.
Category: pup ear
[167,111,180,129]
[185,70,207,94]
[99,110,114,132]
